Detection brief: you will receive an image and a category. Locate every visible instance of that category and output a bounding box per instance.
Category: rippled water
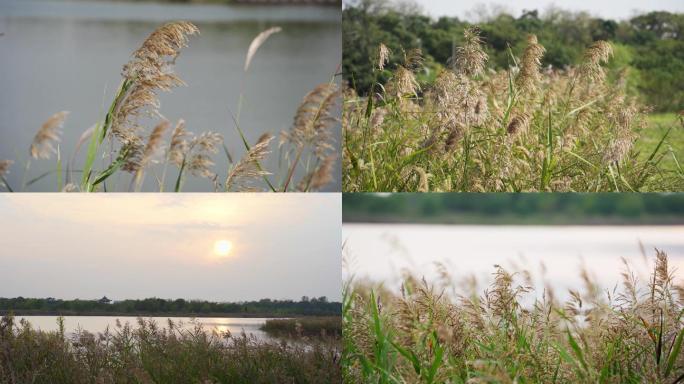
[0,0,341,191]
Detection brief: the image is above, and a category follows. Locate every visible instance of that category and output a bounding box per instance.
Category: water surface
[17,315,275,340]
[0,0,341,191]
[343,224,684,299]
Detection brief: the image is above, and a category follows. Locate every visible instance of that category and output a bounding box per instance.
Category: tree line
[343,0,684,112]
[0,296,340,317]
[343,193,684,223]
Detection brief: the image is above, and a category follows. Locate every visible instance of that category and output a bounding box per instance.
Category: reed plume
[297,154,336,191]
[186,132,223,179]
[507,113,531,136]
[167,119,191,167]
[402,48,424,72]
[284,83,339,157]
[140,120,170,169]
[393,66,419,97]
[452,27,488,77]
[132,120,170,190]
[225,133,274,191]
[516,35,546,93]
[30,111,68,159]
[111,21,199,171]
[244,26,282,72]
[377,43,391,71]
[580,40,613,82]
[281,82,339,191]
[603,106,638,164]
[0,160,12,178]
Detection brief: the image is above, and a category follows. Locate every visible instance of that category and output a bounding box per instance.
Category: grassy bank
[260,317,342,338]
[0,297,341,318]
[343,28,684,192]
[90,0,341,5]
[343,250,684,383]
[342,213,684,226]
[0,310,330,318]
[639,113,684,174]
[342,194,684,225]
[0,315,341,383]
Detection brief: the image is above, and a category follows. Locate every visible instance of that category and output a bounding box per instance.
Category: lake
[343,224,684,300]
[0,0,341,191]
[16,315,274,340]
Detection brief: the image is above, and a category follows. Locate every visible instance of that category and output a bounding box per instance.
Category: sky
[0,194,341,302]
[403,0,684,20]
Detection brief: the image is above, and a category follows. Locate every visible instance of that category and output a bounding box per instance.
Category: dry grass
[343,249,684,383]
[260,317,342,338]
[343,27,684,192]
[1,21,339,192]
[0,316,341,383]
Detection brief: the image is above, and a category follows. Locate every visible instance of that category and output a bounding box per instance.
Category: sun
[213,240,233,258]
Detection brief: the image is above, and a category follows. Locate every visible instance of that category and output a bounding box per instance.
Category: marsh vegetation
[0,315,341,383]
[342,4,684,192]
[343,250,684,383]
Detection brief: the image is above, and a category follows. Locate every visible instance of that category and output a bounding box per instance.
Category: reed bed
[343,28,684,192]
[0,21,339,192]
[343,250,684,383]
[0,316,340,383]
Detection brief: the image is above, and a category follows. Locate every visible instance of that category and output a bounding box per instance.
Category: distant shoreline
[1,310,337,318]
[343,216,684,226]
[76,0,340,5]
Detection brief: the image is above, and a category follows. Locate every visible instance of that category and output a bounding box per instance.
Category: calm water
[17,315,274,340]
[0,0,341,191]
[343,224,684,299]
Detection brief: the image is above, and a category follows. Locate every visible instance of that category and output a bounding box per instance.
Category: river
[15,315,275,340]
[343,224,684,300]
[0,0,341,191]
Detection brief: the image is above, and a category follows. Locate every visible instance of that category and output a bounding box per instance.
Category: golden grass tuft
[30,111,68,159]
[225,133,273,191]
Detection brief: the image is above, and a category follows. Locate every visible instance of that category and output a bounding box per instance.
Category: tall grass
[0,21,339,193]
[0,316,341,383]
[343,28,684,192]
[343,249,684,383]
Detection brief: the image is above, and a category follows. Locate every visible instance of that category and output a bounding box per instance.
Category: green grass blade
[174,159,186,193]
[1,175,13,192]
[90,147,128,189]
[666,327,684,376]
[81,122,102,190]
[25,170,54,187]
[389,339,421,375]
[638,125,673,186]
[608,164,620,192]
[56,146,63,191]
[426,331,444,383]
[228,110,276,192]
[567,330,588,371]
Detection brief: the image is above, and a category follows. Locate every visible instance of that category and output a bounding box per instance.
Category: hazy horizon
[0,194,341,302]
[386,0,684,20]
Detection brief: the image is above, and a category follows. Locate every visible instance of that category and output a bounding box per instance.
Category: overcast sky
[0,194,341,302]
[402,0,684,20]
